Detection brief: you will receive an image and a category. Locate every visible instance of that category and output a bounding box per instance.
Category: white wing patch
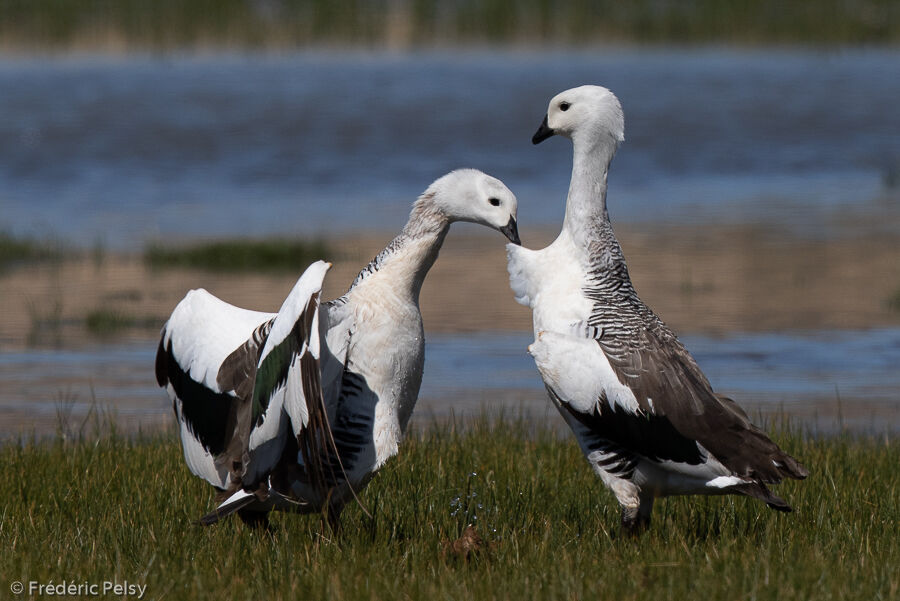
[164,289,275,392]
[528,329,642,415]
[506,243,539,307]
[159,289,275,489]
[705,475,748,489]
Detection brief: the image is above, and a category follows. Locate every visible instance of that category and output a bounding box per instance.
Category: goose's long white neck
[562,135,617,245]
[395,203,450,302]
[348,198,449,303]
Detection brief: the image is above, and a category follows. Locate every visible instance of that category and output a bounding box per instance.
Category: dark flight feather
[551,386,704,465]
[155,337,237,458]
[250,295,318,425]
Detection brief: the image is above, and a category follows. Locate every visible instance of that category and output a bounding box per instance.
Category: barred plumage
[508,85,807,533]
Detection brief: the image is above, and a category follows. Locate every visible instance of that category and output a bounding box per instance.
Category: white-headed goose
[507,86,807,533]
[156,169,519,529]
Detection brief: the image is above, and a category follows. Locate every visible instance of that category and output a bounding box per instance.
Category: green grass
[1,419,897,601]
[144,238,331,274]
[0,231,61,273]
[1,0,898,50]
[84,309,162,338]
[888,287,900,313]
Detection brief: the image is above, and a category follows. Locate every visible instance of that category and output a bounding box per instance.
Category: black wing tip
[197,504,228,526]
[773,452,810,481]
[154,337,169,387]
[197,492,257,526]
[767,500,793,513]
[196,513,220,526]
[741,446,810,485]
[733,482,794,513]
[787,465,810,481]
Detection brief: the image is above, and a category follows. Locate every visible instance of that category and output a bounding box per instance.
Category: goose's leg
[620,494,653,536]
[326,502,344,535]
[636,495,654,529]
[319,489,344,537]
[620,503,640,534]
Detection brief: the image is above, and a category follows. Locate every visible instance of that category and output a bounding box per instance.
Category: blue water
[423,329,900,405]
[1,328,898,438]
[1,49,899,248]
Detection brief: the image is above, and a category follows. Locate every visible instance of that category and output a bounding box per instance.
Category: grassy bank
[1,0,898,52]
[0,232,61,274]
[144,238,332,274]
[1,419,897,600]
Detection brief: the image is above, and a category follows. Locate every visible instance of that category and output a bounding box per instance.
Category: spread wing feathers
[212,318,274,489]
[596,324,809,483]
[243,260,337,490]
[155,289,276,489]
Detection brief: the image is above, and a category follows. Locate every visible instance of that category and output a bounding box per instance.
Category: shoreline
[2,222,898,351]
[2,387,897,444]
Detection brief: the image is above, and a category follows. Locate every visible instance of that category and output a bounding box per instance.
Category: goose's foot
[323,508,342,536]
[619,496,654,537]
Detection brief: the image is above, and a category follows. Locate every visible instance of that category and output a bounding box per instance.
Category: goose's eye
[560,101,571,112]
[488,197,501,207]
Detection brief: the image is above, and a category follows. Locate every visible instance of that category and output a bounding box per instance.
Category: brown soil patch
[1,224,898,350]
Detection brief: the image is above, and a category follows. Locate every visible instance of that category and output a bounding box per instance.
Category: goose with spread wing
[507,86,807,533]
[156,169,520,528]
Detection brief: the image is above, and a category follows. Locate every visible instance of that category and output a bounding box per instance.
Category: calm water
[2,328,898,439]
[2,49,898,437]
[1,49,899,248]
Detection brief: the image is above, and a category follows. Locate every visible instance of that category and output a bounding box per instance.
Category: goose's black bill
[500,216,521,245]
[532,115,554,144]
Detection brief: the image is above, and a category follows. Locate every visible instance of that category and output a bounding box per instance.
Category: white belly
[339,292,425,471]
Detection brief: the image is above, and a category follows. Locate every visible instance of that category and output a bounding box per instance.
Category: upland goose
[156,169,520,528]
[507,86,807,533]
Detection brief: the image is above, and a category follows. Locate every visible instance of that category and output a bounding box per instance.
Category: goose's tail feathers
[198,488,258,526]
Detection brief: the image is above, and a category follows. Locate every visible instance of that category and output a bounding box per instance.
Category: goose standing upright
[156,169,520,528]
[507,86,807,533]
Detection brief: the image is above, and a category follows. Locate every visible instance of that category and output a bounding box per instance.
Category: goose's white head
[532,85,625,149]
[423,169,520,244]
